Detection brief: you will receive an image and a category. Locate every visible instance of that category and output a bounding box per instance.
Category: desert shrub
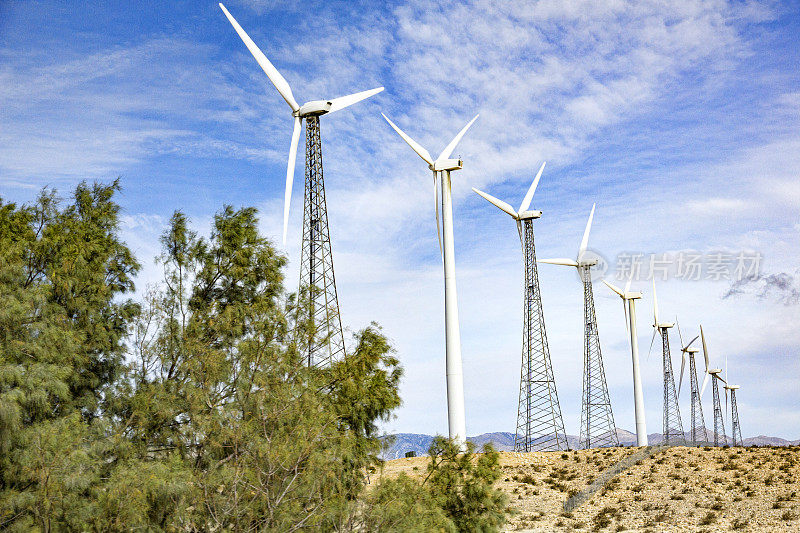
[699,512,717,525]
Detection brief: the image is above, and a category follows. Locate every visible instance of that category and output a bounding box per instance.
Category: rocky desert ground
[379,445,800,532]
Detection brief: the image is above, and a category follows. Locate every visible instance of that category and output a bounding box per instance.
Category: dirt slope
[378,445,800,532]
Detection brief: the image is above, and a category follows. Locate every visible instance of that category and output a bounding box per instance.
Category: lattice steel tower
[473,165,567,452]
[658,327,684,444]
[651,281,683,444]
[298,116,346,367]
[514,217,568,452]
[219,5,386,367]
[710,371,726,446]
[539,205,617,449]
[726,385,743,446]
[685,348,708,444]
[578,265,618,449]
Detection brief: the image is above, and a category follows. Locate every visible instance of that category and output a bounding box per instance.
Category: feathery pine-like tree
[0,182,139,531]
[1,185,508,532]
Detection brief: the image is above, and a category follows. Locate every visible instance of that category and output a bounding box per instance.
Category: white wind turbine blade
[678,351,687,396]
[438,114,479,160]
[676,318,685,346]
[623,301,629,334]
[624,271,633,295]
[539,258,579,267]
[472,188,517,218]
[577,203,596,263]
[282,116,302,245]
[327,87,384,114]
[433,172,442,261]
[700,325,710,370]
[603,279,625,298]
[647,328,658,361]
[686,335,699,350]
[219,3,300,112]
[700,325,711,395]
[652,278,659,326]
[381,114,434,165]
[700,372,710,397]
[518,161,546,213]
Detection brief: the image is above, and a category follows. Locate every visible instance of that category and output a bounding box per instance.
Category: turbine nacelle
[517,210,542,220]
[708,369,723,375]
[604,280,642,300]
[431,158,463,172]
[381,112,478,261]
[725,384,740,390]
[295,100,333,117]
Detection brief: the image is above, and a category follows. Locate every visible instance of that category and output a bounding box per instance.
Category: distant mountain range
[380,429,799,460]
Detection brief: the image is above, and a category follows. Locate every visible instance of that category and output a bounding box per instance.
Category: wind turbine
[472,163,569,452]
[538,204,618,449]
[381,112,478,447]
[676,322,708,444]
[700,326,727,446]
[649,280,683,444]
[604,275,647,446]
[725,382,743,446]
[220,4,384,367]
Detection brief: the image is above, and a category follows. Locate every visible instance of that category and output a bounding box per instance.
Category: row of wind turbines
[475,180,744,451]
[218,4,743,451]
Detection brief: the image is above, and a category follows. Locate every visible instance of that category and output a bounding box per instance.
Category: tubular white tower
[382,113,478,447]
[604,276,648,446]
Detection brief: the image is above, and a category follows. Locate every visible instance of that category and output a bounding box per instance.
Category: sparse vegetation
[380,444,800,531]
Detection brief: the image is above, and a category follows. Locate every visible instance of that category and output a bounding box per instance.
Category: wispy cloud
[2,0,799,439]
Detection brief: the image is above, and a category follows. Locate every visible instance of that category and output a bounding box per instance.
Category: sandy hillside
[378,445,800,532]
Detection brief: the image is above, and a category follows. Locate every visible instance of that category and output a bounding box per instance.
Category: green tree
[425,437,509,532]
[0,182,140,531]
[114,206,403,531]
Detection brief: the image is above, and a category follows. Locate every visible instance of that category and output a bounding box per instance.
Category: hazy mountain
[380,428,797,459]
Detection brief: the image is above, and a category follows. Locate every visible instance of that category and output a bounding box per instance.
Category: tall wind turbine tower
[726,384,743,446]
[220,4,383,367]
[604,276,648,446]
[676,324,708,444]
[649,280,683,444]
[539,204,618,449]
[382,113,478,447]
[700,326,727,446]
[472,163,568,452]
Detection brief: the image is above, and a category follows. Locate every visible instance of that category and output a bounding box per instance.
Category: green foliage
[0,183,509,532]
[425,437,509,532]
[361,473,455,532]
[0,182,140,531]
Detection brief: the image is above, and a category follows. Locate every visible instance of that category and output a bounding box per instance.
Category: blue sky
[1,0,799,439]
